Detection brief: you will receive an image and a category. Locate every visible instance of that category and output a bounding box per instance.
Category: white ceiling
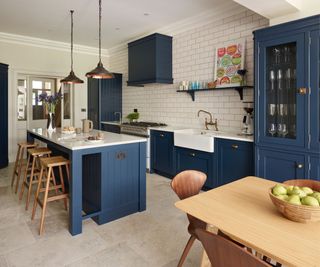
[0,0,231,49]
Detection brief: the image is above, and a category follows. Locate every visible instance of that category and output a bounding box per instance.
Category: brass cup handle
[296,163,303,169]
[159,134,164,137]
[298,88,307,95]
[231,144,239,149]
[190,153,196,157]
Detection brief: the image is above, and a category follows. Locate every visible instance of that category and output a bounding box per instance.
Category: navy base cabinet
[151,130,175,177]
[216,139,253,186]
[256,147,306,182]
[176,147,214,189]
[0,63,8,169]
[88,73,122,130]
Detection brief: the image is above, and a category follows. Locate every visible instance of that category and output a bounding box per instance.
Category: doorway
[16,74,73,144]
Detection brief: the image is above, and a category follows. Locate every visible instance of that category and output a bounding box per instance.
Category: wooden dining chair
[195,228,271,267]
[171,170,207,267]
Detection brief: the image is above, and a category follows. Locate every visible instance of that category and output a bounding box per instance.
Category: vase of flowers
[38,92,62,132]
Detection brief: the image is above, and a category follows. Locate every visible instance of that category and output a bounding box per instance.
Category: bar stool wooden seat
[31,156,70,235]
[19,147,52,210]
[11,142,37,193]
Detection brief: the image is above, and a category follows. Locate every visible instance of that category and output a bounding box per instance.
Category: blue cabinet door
[88,73,122,130]
[256,147,306,182]
[216,139,253,187]
[255,33,306,149]
[175,147,214,188]
[100,73,122,122]
[151,130,175,176]
[310,30,320,152]
[310,155,320,180]
[0,63,8,168]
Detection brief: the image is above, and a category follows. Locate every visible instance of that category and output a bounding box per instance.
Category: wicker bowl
[269,179,320,223]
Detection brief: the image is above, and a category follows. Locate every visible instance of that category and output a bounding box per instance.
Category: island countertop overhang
[27,128,147,151]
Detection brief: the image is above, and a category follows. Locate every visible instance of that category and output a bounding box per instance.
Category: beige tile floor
[0,164,202,267]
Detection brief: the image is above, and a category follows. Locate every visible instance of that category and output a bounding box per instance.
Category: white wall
[0,38,109,161]
[109,8,269,132]
[270,0,320,25]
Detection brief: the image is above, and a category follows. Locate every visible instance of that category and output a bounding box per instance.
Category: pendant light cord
[70,10,74,71]
[99,0,102,63]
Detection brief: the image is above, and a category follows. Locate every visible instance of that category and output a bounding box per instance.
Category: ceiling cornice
[0,31,109,57]
[108,2,247,56]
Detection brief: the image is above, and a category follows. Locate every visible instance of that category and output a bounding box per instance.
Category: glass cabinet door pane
[266,42,297,139]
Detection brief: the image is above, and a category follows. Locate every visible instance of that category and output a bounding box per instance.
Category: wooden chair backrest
[196,229,270,267]
[171,170,207,200]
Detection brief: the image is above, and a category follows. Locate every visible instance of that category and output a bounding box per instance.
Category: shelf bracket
[187,91,195,101]
[234,87,243,100]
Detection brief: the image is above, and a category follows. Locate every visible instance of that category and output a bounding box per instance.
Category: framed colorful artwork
[214,40,245,88]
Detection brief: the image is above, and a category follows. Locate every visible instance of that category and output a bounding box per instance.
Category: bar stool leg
[25,156,37,210]
[15,147,25,193]
[32,166,44,220]
[58,166,68,210]
[19,152,32,201]
[39,167,52,235]
[11,145,22,187]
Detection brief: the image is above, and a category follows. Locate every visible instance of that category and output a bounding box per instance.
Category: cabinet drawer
[216,139,253,186]
[176,147,214,188]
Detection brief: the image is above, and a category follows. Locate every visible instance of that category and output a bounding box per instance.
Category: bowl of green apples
[269,179,320,223]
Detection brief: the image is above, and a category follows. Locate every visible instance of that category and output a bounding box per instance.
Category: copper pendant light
[61,10,84,84]
[86,0,114,79]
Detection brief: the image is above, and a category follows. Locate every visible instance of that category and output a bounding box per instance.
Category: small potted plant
[38,91,62,131]
[126,112,139,122]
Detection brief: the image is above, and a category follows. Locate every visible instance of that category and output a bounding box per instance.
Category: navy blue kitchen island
[27,128,147,236]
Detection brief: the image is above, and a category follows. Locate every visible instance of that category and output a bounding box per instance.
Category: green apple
[276,195,289,201]
[287,185,294,195]
[291,188,307,198]
[287,195,301,205]
[301,187,313,195]
[311,192,320,202]
[272,184,287,196]
[301,196,320,207]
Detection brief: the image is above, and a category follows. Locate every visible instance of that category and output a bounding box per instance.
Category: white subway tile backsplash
[109,10,268,132]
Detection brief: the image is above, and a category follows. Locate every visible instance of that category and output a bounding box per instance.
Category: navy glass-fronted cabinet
[0,63,8,169]
[88,73,122,130]
[254,15,320,181]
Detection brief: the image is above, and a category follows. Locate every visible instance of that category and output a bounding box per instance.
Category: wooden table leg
[200,224,218,267]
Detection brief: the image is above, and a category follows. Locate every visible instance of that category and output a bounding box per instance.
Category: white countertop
[28,128,146,150]
[150,126,254,142]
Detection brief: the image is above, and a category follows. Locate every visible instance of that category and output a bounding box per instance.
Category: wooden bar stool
[31,156,70,235]
[11,142,37,193]
[19,147,52,210]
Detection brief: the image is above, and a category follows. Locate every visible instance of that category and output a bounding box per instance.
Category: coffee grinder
[242,102,254,135]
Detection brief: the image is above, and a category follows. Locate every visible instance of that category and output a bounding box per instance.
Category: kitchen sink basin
[174,129,217,152]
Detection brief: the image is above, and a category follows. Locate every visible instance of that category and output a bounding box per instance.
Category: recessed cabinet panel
[310,156,320,180]
[310,30,320,152]
[256,148,306,182]
[216,139,253,187]
[151,130,175,176]
[176,147,214,189]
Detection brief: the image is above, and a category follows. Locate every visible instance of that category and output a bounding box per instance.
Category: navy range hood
[127,33,173,86]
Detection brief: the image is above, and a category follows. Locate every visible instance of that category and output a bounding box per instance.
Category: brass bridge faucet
[197,110,218,131]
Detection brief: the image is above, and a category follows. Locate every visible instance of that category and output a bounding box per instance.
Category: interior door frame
[9,69,75,162]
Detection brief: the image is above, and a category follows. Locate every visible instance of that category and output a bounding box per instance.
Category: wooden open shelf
[176,85,254,101]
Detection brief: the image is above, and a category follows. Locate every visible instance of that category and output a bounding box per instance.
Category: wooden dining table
[175,176,320,267]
